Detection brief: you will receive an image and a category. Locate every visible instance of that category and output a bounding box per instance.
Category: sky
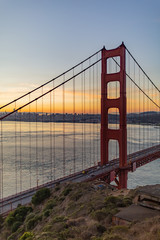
[0,0,160,111]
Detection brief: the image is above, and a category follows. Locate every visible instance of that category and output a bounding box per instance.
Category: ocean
[0,121,160,197]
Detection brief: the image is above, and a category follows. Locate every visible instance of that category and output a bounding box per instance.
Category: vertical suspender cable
[134,61,136,153]
[81,64,84,170]
[138,68,141,151]
[96,53,99,163]
[151,83,154,146]
[29,94,31,189]
[115,57,118,159]
[89,58,91,166]
[131,59,133,154]
[93,65,95,164]
[159,88,160,145]
[143,74,145,150]
[149,81,151,148]
[147,79,149,148]
[129,54,131,154]
[130,56,133,154]
[148,81,150,148]
[50,92,53,181]
[156,87,158,145]
[41,87,44,183]
[36,100,38,188]
[130,56,132,154]
[83,70,86,168]
[127,53,131,155]
[63,74,65,176]
[19,109,22,193]
[150,82,152,147]
[15,102,17,194]
[73,68,76,173]
[0,121,3,202]
[53,80,56,180]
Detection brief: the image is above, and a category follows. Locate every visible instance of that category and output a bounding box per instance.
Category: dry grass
[0,182,160,240]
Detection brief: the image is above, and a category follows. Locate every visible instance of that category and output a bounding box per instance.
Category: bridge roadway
[0,144,160,215]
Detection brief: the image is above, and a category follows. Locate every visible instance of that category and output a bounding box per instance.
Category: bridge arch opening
[107,56,120,74]
[108,108,119,130]
[108,139,119,161]
[107,81,120,99]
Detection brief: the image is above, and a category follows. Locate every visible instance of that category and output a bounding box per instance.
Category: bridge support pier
[101,43,128,189]
[119,169,128,189]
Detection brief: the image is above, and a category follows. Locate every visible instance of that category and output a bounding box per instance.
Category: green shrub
[58,229,73,240]
[91,208,108,221]
[104,195,132,208]
[91,237,102,240]
[5,215,15,226]
[59,196,65,202]
[19,232,34,240]
[35,214,42,221]
[6,206,33,228]
[62,187,72,196]
[110,225,129,233]
[70,190,82,201]
[105,196,120,207]
[123,197,132,206]
[103,233,125,240]
[14,206,32,222]
[91,205,119,224]
[17,226,24,234]
[25,213,35,223]
[55,186,60,191]
[12,221,22,233]
[157,230,160,240]
[43,209,51,217]
[96,224,106,234]
[31,188,51,205]
[43,224,53,232]
[26,214,42,230]
[7,232,17,240]
[0,214,3,226]
[43,199,57,211]
[52,215,67,223]
[26,218,35,231]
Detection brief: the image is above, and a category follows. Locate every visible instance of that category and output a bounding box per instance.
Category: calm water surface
[0,121,160,197]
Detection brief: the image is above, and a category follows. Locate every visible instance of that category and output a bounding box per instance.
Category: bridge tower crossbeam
[101,43,128,189]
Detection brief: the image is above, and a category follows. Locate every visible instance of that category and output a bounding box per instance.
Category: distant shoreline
[0,111,159,125]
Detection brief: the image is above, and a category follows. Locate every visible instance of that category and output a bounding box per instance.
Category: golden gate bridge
[0,43,160,214]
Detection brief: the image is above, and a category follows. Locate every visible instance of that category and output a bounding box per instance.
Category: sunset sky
[0,0,160,113]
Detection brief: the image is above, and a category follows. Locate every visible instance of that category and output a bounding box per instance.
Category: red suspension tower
[101,43,128,189]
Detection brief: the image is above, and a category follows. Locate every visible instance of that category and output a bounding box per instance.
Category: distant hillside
[127,111,160,125]
[0,182,160,240]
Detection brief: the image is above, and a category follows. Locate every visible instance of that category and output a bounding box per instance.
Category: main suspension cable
[125,46,160,93]
[112,57,160,109]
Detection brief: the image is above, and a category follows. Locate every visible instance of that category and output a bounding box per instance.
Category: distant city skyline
[0,111,159,125]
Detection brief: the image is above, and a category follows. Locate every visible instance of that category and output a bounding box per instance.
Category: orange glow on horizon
[0,88,159,115]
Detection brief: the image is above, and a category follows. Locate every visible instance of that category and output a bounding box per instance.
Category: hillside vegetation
[0,181,160,240]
